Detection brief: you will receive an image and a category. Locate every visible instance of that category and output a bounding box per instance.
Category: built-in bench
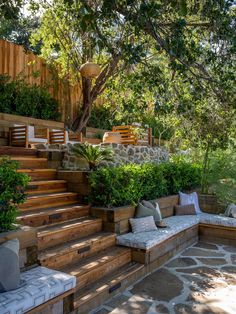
[114,195,236,269]
[0,226,76,314]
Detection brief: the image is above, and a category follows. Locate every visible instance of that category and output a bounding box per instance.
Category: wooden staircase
[1,146,143,313]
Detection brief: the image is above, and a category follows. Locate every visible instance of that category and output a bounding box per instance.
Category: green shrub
[89,161,201,207]
[0,74,60,121]
[0,158,30,231]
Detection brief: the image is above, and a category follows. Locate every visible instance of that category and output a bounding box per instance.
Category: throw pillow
[174,204,196,216]
[0,238,21,292]
[224,204,236,218]
[136,200,162,222]
[129,216,158,233]
[179,191,202,214]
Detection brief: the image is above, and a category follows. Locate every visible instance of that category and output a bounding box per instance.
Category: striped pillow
[129,216,158,233]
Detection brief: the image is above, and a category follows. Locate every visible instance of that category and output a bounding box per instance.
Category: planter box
[91,205,135,234]
[198,194,225,214]
[0,225,37,270]
[57,170,91,201]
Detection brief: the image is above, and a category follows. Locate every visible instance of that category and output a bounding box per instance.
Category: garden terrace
[0,145,235,314]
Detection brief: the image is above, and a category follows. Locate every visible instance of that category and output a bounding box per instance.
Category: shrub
[70,143,114,170]
[0,158,30,231]
[89,161,201,207]
[0,74,60,121]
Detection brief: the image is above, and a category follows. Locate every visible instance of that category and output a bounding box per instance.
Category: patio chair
[48,129,82,145]
[9,125,48,148]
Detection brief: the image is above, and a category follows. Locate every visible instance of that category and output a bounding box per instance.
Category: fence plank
[0,39,82,124]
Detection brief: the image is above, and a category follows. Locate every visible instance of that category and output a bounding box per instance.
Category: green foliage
[0,158,30,231]
[71,142,114,170]
[0,74,60,121]
[89,161,201,207]
[202,146,236,204]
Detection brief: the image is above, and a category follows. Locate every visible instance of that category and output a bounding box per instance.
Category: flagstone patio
[91,242,236,314]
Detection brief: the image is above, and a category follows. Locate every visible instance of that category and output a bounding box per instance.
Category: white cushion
[179,191,201,214]
[0,266,76,314]
[199,212,236,228]
[129,216,157,233]
[29,138,48,143]
[117,215,199,250]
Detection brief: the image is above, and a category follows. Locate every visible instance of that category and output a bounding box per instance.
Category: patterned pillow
[129,216,158,233]
[179,191,201,214]
[174,204,196,215]
[0,238,21,292]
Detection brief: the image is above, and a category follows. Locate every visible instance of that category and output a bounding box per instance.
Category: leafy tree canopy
[28,0,236,132]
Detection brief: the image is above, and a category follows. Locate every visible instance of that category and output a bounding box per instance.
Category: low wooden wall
[0,225,37,270]
[91,205,135,234]
[57,170,91,202]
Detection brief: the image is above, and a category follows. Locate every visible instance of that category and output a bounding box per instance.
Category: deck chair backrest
[9,125,28,147]
[49,129,66,144]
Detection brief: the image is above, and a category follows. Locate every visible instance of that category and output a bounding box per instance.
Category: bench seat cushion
[199,213,236,228]
[0,266,76,314]
[117,215,199,250]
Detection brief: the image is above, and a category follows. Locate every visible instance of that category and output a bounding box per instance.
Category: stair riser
[40,236,116,269]
[26,182,67,195]
[75,250,131,290]
[17,206,90,227]
[19,195,79,212]
[17,160,48,169]
[75,264,145,313]
[38,221,103,250]
[18,171,57,181]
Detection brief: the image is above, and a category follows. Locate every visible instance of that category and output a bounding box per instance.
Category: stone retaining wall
[36,143,168,170]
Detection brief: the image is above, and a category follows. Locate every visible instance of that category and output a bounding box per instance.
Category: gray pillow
[136,200,162,222]
[130,216,158,233]
[0,238,21,292]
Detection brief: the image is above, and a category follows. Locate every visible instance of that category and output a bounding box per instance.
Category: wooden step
[0,146,37,156]
[39,232,116,269]
[74,262,145,313]
[19,192,79,211]
[26,180,67,195]
[18,169,57,181]
[8,156,48,169]
[63,246,132,290]
[38,217,102,250]
[17,204,90,227]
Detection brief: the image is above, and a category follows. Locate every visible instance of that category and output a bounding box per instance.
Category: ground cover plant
[0,158,29,231]
[89,161,201,207]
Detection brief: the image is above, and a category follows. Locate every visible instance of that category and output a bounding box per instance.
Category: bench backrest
[154,195,179,218]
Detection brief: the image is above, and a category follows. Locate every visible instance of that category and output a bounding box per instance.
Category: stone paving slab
[90,242,236,314]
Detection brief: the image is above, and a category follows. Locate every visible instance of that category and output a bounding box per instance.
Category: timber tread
[62,246,131,289]
[0,146,37,156]
[19,192,79,211]
[8,156,48,169]
[17,204,90,227]
[17,168,57,181]
[74,262,144,311]
[37,217,102,250]
[39,232,116,269]
[26,180,67,195]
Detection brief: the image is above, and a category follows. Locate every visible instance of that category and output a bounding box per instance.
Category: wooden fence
[0,39,82,123]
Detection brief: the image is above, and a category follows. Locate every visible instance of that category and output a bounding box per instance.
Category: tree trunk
[71,78,92,132]
[201,142,211,194]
